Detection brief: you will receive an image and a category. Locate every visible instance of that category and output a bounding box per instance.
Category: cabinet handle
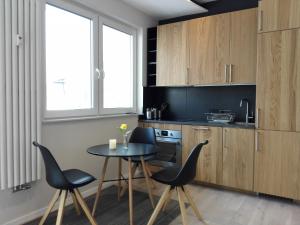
[224,64,228,83]
[259,10,263,32]
[186,67,189,84]
[256,108,260,129]
[255,131,260,152]
[224,129,229,149]
[192,127,210,131]
[229,64,233,83]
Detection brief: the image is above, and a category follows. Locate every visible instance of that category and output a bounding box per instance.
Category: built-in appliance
[149,128,182,167]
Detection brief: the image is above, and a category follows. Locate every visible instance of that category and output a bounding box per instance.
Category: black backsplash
[143,86,256,122]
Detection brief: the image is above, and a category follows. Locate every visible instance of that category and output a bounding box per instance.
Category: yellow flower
[120,124,128,130]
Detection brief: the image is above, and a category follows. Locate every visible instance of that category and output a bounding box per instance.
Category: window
[101,23,136,114]
[45,1,137,119]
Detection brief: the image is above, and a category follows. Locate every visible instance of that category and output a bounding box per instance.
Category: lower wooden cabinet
[222,128,255,191]
[182,125,223,184]
[142,122,181,131]
[254,130,300,200]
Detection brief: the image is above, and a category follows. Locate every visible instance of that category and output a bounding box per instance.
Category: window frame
[98,17,137,115]
[43,0,137,120]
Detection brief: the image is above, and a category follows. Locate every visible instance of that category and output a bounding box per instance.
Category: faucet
[240,98,249,124]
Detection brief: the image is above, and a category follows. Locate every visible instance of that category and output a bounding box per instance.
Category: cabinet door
[143,122,162,129]
[259,0,300,33]
[222,128,254,191]
[256,29,300,131]
[157,22,188,86]
[254,130,300,200]
[142,123,181,131]
[182,125,223,184]
[229,8,257,84]
[138,122,144,128]
[188,14,230,85]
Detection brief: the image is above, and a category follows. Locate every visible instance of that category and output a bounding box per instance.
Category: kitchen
[139,0,300,210]
[1,0,300,225]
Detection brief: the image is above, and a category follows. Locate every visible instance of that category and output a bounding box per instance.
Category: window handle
[96,68,105,79]
[96,68,101,79]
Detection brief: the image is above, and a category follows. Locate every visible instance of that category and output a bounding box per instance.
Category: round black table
[87,143,158,158]
[87,143,158,225]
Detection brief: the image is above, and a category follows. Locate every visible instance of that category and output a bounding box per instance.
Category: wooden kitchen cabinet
[182,125,223,184]
[187,8,257,85]
[258,0,300,33]
[254,130,300,200]
[256,29,300,132]
[142,122,181,131]
[157,22,188,86]
[188,13,230,85]
[229,8,257,84]
[222,128,255,191]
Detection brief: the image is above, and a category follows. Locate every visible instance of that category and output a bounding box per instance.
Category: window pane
[46,4,93,111]
[103,25,133,109]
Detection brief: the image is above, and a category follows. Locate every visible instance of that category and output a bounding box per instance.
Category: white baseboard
[3,183,113,225]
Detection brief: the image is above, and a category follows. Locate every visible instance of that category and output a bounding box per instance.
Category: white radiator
[0,0,43,190]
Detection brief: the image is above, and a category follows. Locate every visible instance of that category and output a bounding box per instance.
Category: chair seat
[63,169,96,189]
[123,155,155,162]
[151,166,182,186]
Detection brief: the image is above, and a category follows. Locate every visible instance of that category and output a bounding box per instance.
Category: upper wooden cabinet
[182,125,223,184]
[222,128,255,191]
[156,8,257,86]
[229,8,257,84]
[188,13,230,85]
[254,130,300,200]
[157,22,188,86]
[256,29,300,132]
[258,0,300,33]
[187,8,257,85]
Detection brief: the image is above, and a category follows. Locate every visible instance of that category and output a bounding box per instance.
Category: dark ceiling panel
[159,0,258,25]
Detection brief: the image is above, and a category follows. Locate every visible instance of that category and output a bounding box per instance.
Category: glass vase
[123,134,128,149]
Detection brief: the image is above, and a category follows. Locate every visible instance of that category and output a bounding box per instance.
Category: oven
[149,128,182,167]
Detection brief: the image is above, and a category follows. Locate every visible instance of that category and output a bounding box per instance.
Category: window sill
[42,113,139,124]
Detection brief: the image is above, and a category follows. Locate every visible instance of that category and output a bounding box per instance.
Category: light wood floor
[132,175,300,225]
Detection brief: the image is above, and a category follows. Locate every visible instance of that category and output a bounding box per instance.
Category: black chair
[33,141,98,225]
[119,127,157,203]
[146,140,209,225]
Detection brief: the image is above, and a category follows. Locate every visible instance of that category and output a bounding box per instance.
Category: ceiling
[120,0,208,20]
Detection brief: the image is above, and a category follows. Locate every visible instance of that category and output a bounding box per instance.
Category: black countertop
[139,119,256,129]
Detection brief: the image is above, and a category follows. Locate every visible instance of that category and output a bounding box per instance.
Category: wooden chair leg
[120,162,138,198]
[140,157,155,208]
[162,188,175,212]
[39,190,61,225]
[71,191,81,215]
[145,164,156,189]
[74,189,98,225]
[182,186,204,221]
[118,158,122,201]
[92,157,109,216]
[56,190,67,225]
[146,186,171,225]
[177,187,188,225]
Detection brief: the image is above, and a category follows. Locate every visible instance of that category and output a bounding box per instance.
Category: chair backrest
[172,140,208,186]
[33,141,70,189]
[129,127,157,145]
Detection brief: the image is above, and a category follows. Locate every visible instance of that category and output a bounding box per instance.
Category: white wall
[0,0,157,224]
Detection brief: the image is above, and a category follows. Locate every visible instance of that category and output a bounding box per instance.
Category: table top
[87,143,158,157]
